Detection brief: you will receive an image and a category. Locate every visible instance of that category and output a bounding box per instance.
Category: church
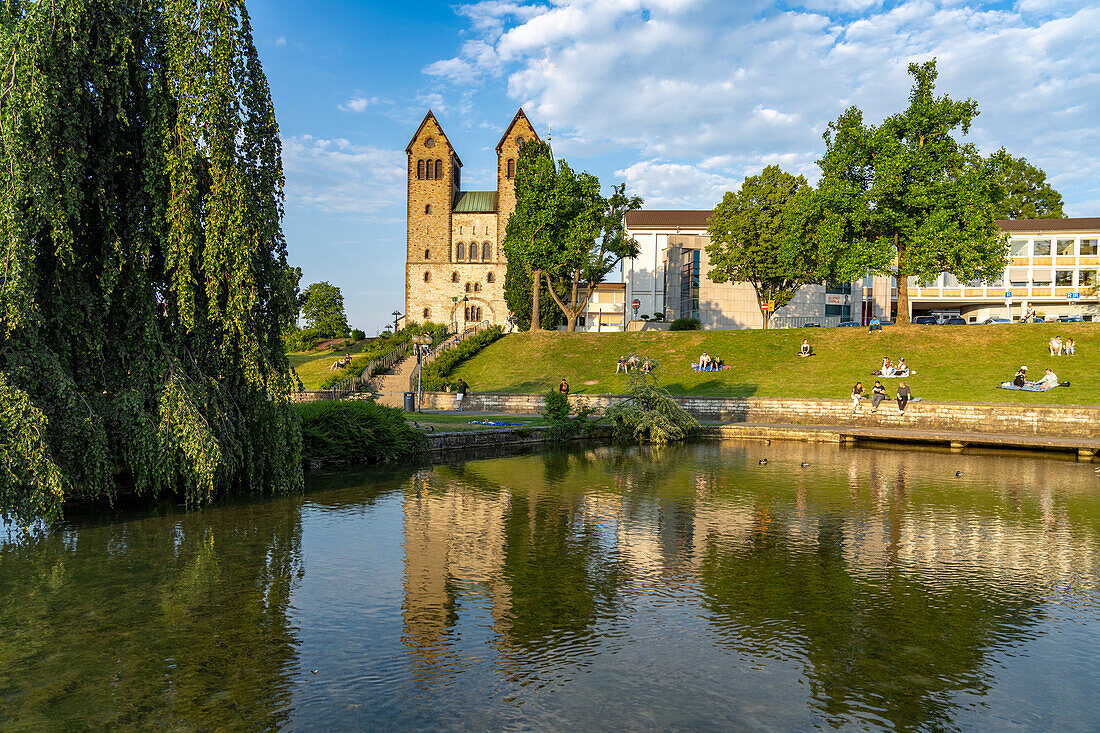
[404,108,539,330]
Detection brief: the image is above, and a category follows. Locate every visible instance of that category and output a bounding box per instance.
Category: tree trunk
[530,269,542,331]
[895,236,911,325]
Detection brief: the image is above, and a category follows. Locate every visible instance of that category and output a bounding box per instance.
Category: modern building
[404,109,539,330]
[624,210,858,328]
[562,282,626,332]
[624,210,1099,327]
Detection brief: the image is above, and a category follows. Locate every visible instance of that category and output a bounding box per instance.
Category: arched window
[475,306,482,321]
[465,282,471,293]
[473,282,481,292]
[423,307,431,319]
[424,248,430,259]
[434,159,443,179]
[425,204,431,214]
[451,272,458,283]
[464,306,470,321]
[456,242,465,259]
[482,242,491,260]
[423,271,431,283]
[486,272,495,283]
[417,160,424,179]
[507,159,515,179]
[469,245,478,261]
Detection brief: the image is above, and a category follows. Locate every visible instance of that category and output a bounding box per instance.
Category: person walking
[871,381,888,413]
[896,381,911,414]
[851,382,864,413]
[559,378,570,395]
[454,378,468,411]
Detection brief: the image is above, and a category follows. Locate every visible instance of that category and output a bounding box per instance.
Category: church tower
[495,109,540,245]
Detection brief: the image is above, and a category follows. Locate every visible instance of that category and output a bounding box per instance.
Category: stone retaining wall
[429,425,613,457]
[419,392,1100,438]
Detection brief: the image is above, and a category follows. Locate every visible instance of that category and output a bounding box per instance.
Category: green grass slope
[451,324,1099,405]
[289,339,369,390]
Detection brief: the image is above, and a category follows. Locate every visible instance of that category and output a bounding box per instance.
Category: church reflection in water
[400,443,1100,729]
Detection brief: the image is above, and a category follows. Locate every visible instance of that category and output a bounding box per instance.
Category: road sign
[1004,290,1012,298]
[1068,292,1081,299]
[632,298,640,309]
[761,302,770,312]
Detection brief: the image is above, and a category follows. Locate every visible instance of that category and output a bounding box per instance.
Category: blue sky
[248,0,1100,333]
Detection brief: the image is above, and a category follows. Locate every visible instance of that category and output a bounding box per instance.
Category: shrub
[669,317,701,331]
[541,389,598,442]
[605,369,699,444]
[294,400,427,466]
[315,322,449,389]
[421,326,504,391]
[283,325,326,352]
[351,329,366,341]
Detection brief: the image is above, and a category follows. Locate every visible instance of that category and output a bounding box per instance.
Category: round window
[516,137,525,146]
[425,137,435,148]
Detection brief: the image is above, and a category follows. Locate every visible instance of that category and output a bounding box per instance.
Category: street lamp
[410,333,433,412]
[461,295,469,328]
[391,310,401,335]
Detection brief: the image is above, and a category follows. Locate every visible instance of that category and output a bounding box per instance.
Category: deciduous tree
[301,281,349,338]
[503,140,559,330]
[985,149,1065,220]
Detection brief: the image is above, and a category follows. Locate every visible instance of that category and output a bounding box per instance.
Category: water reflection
[1,443,1099,731]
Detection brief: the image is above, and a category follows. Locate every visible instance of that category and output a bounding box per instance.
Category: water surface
[2,442,1099,731]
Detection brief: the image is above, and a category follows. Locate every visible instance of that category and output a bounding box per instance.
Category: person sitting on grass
[641,357,653,373]
[1013,366,1028,388]
[896,357,909,376]
[1037,368,1059,388]
[799,339,813,357]
[627,354,641,371]
[711,355,723,370]
[868,315,881,333]
[698,351,711,370]
[1065,338,1076,356]
[615,356,628,374]
[1049,336,1063,356]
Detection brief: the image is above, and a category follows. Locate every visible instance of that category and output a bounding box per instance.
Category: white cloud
[614,160,740,209]
[282,135,405,219]
[426,0,1100,211]
[275,36,287,47]
[337,96,382,113]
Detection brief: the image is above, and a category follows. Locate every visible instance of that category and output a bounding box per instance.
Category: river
[2,441,1099,731]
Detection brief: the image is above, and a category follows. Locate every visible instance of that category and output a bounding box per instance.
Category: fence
[771,315,847,329]
[409,320,490,393]
[324,341,409,400]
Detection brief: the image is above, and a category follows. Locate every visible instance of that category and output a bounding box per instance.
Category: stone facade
[404,109,539,330]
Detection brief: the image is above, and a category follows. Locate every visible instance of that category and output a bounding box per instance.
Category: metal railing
[409,320,491,392]
[326,341,408,400]
[771,315,846,329]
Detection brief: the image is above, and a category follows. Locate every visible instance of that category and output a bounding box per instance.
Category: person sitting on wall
[799,339,813,357]
[1013,366,1028,388]
[559,378,570,395]
[615,356,629,374]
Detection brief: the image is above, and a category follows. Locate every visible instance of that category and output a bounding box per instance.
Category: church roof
[495,108,539,153]
[453,191,498,213]
[405,110,462,166]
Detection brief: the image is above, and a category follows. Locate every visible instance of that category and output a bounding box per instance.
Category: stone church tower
[404,109,539,329]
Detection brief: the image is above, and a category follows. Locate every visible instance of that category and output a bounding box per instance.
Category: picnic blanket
[691,364,731,372]
[998,381,1059,392]
[468,420,522,426]
[875,371,911,378]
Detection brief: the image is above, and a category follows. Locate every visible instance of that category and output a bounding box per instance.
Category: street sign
[761,302,770,312]
[632,298,640,309]
[1004,290,1012,298]
[1068,292,1081,299]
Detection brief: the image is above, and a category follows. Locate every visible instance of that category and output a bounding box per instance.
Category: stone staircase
[373,355,418,408]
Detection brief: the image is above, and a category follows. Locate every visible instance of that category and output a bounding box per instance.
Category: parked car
[944,317,967,325]
[912,315,937,325]
[878,320,895,326]
[801,322,821,328]
[837,321,862,327]
[1020,317,1044,323]
[1059,315,1085,323]
[981,317,1012,325]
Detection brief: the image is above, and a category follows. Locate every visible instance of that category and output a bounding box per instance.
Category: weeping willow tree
[0,0,302,525]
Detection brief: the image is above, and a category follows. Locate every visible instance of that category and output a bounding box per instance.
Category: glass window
[456,242,465,259]
[469,245,478,261]
[943,273,961,288]
[1009,280,1028,288]
[1057,239,1075,255]
[1082,239,1098,256]
[1080,270,1096,287]
[1055,270,1074,286]
[1033,240,1051,256]
[451,272,458,283]
[483,242,491,260]
[424,248,430,259]
[473,282,481,292]
[417,160,424,180]
[423,272,430,283]
[423,308,430,319]
[1009,240,1028,257]
[465,282,471,292]
[486,272,495,283]
[825,281,850,294]
[434,160,443,178]
[507,159,515,178]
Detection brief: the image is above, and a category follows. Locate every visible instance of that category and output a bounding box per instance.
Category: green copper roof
[453,191,498,213]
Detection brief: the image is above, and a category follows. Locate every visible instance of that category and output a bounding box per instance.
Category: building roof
[404,110,462,166]
[453,191,498,213]
[594,282,626,291]
[625,209,712,229]
[997,218,1100,233]
[495,108,539,153]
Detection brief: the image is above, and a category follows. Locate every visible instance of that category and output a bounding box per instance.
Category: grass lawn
[449,323,1100,405]
[289,340,369,390]
[405,412,547,432]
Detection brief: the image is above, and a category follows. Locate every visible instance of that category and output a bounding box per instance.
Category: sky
[247,0,1100,333]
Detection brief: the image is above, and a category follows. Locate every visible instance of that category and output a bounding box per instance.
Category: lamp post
[391,310,401,335]
[461,295,469,329]
[410,333,432,412]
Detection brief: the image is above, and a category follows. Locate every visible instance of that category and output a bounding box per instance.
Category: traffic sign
[1004,290,1012,298]
[761,302,770,312]
[1068,292,1081,299]
[632,298,640,309]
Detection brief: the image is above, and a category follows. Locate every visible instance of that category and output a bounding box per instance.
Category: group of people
[1011,366,1059,389]
[852,380,912,414]
[1049,336,1077,356]
[329,353,352,371]
[695,351,725,371]
[615,354,653,373]
[872,356,909,377]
